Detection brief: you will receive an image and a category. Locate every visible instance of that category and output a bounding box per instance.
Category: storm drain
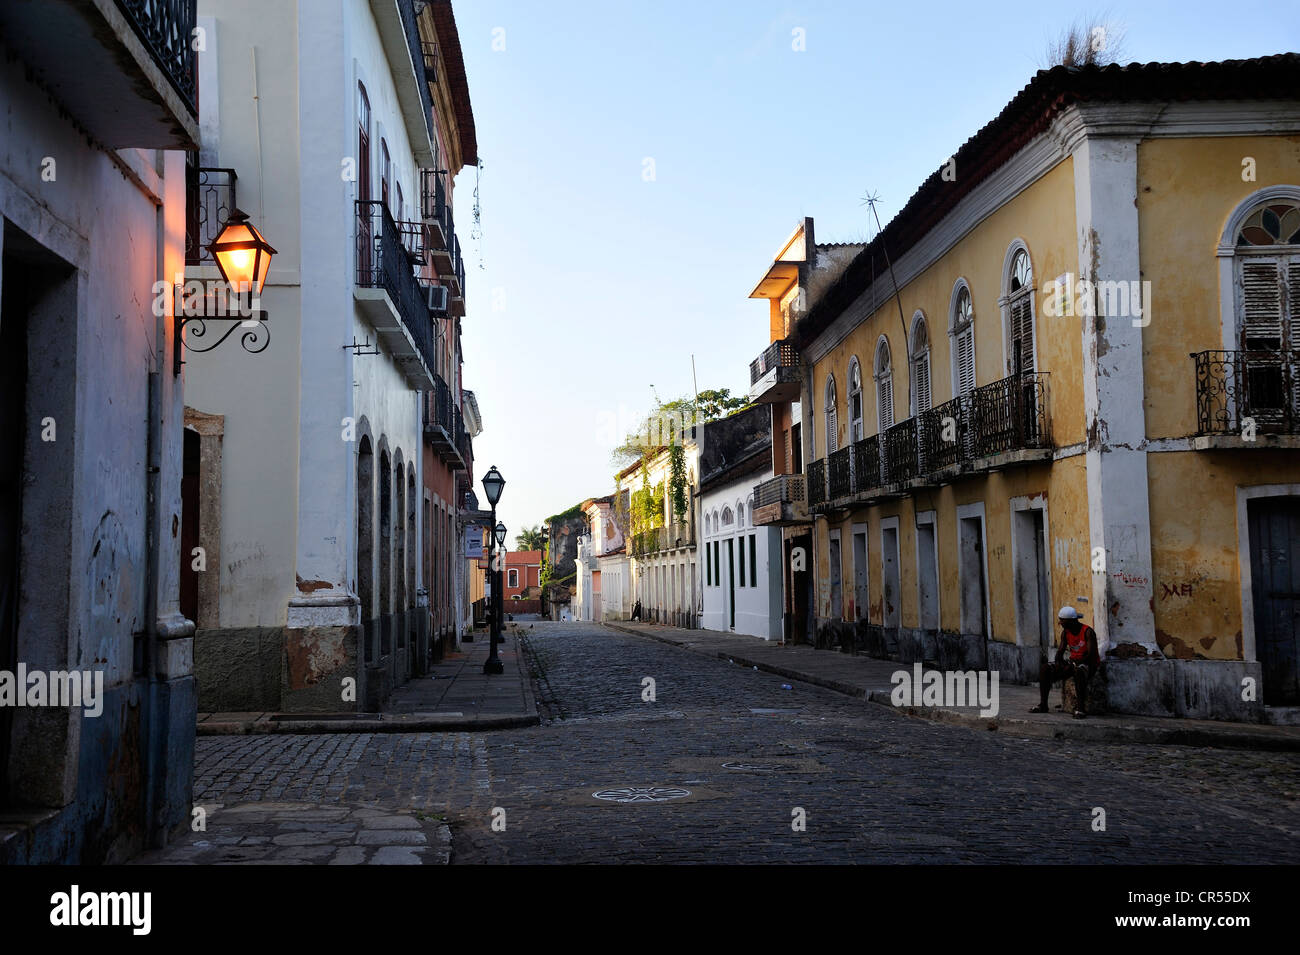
[591,786,691,803]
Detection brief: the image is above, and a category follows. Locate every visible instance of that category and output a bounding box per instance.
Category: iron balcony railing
[852,434,880,490]
[811,371,1053,505]
[185,165,236,266]
[749,339,799,385]
[420,168,450,242]
[355,199,439,373]
[1193,350,1300,434]
[754,473,806,507]
[918,394,969,472]
[115,0,198,115]
[631,522,695,557]
[421,40,439,84]
[828,446,852,499]
[397,0,436,144]
[881,418,919,484]
[969,372,1050,456]
[807,458,826,507]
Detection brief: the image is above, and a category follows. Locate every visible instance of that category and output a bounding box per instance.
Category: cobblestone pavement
[182,622,1300,864]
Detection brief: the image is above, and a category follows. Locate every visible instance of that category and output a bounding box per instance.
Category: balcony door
[357,83,373,281]
[1233,199,1300,426]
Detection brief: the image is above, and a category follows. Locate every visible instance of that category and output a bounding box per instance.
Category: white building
[701,465,783,639]
[698,406,782,638]
[578,495,631,621]
[185,0,475,712]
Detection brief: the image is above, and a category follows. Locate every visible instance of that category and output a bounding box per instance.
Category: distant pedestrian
[631,600,642,621]
[1030,606,1100,718]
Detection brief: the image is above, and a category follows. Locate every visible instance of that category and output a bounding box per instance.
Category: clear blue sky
[453,0,1298,542]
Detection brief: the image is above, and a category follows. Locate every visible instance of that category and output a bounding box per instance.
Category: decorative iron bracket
[172,284,270,375]
[344,336,380,356]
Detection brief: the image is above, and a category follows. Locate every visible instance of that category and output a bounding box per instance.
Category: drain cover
[591,786,691,803]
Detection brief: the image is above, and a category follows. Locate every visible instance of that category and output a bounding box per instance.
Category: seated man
[1030,606,1100,719]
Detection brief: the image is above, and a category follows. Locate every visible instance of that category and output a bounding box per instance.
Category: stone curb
[197,634,540,735]
[603,623,1300,753]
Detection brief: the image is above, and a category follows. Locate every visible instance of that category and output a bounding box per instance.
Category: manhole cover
[591,786,691,803]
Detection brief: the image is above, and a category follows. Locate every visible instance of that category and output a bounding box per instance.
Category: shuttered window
[825,376,838,454]
[849,359,864,441]
[911,316,931,414]
[1007,249,1035,375]
[876,340,894,432]
[952,285,976,395]
[955,329,975,395]
[1240,258,1285,350]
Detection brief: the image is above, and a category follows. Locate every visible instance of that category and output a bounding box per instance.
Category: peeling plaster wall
[0,46,192,860]
[1137,135,1300,439]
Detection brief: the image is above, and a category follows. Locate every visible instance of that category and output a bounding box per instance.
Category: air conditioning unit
[426,284,449,313]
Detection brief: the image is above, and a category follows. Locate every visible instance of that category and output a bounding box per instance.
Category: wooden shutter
[878,376,894,431]
[1240,258,1284,349]
[914,353,931,413]
[1289,260,1300,418]
[956,327,976,395]
[827,406,838,454]
[1009,292,1035,374]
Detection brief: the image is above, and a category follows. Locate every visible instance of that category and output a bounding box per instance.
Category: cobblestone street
[184,622,1300,864]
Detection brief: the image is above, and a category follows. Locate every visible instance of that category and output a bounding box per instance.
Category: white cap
[1058,606,1080,620]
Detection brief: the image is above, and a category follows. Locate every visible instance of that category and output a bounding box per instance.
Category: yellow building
[750,54,1300,721]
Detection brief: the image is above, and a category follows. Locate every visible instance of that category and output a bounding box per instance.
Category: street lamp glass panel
[495,522,507,546]
[209,209,278,296]
[481,466,505,506]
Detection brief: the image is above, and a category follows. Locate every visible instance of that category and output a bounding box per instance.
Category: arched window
[874,338,894,432]
[737,502,745,527]
[910,313,931,415]
[1002,244,1036,375]
[380,139,391,209]
[848,357,864,442]
[950,281,976,396]
[824,374,839,454]
[704,513,712,536]
[1233,197,1300,351]
[721,507,734,526]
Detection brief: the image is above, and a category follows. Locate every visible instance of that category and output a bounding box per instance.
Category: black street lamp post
[481,466,505,675]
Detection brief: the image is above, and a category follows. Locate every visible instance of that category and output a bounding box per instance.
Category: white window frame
[848,356,864,442]
[948,278,976,397]
[909,310,932,416]
[874,337,894,433]
[824,374,839,454]
[998,240,1037,376]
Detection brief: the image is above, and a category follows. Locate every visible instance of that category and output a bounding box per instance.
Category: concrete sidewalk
[606,621,1300,751]
[196,629,538,734]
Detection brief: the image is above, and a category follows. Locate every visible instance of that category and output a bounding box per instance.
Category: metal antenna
[861,191,912,415]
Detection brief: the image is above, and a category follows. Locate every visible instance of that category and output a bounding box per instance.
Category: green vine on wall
[668,443,687,523]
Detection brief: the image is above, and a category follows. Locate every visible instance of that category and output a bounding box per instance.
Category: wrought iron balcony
[748,339,801,404]
[918,394,970,473]
[0,0,199,147]
[969,372,1051,457]
[185,166,237,266]
[813,372,1053,506]
[1193,350,1300,436]
[397,0,436,145]
[852,435,881,491]
[116,0,197,113]
[355,199,439,387]
[807,459,826,508]
[424,375,467,470]
[828,446,852,499]
[881,418,919,484]
[420,169,451,249]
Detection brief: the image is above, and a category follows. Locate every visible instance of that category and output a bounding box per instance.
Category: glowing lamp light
[208,208,278,296]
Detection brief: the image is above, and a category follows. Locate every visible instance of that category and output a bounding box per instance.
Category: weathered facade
[769,56,1300,721]
[184,0,479,713]
[0,0,199,862]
